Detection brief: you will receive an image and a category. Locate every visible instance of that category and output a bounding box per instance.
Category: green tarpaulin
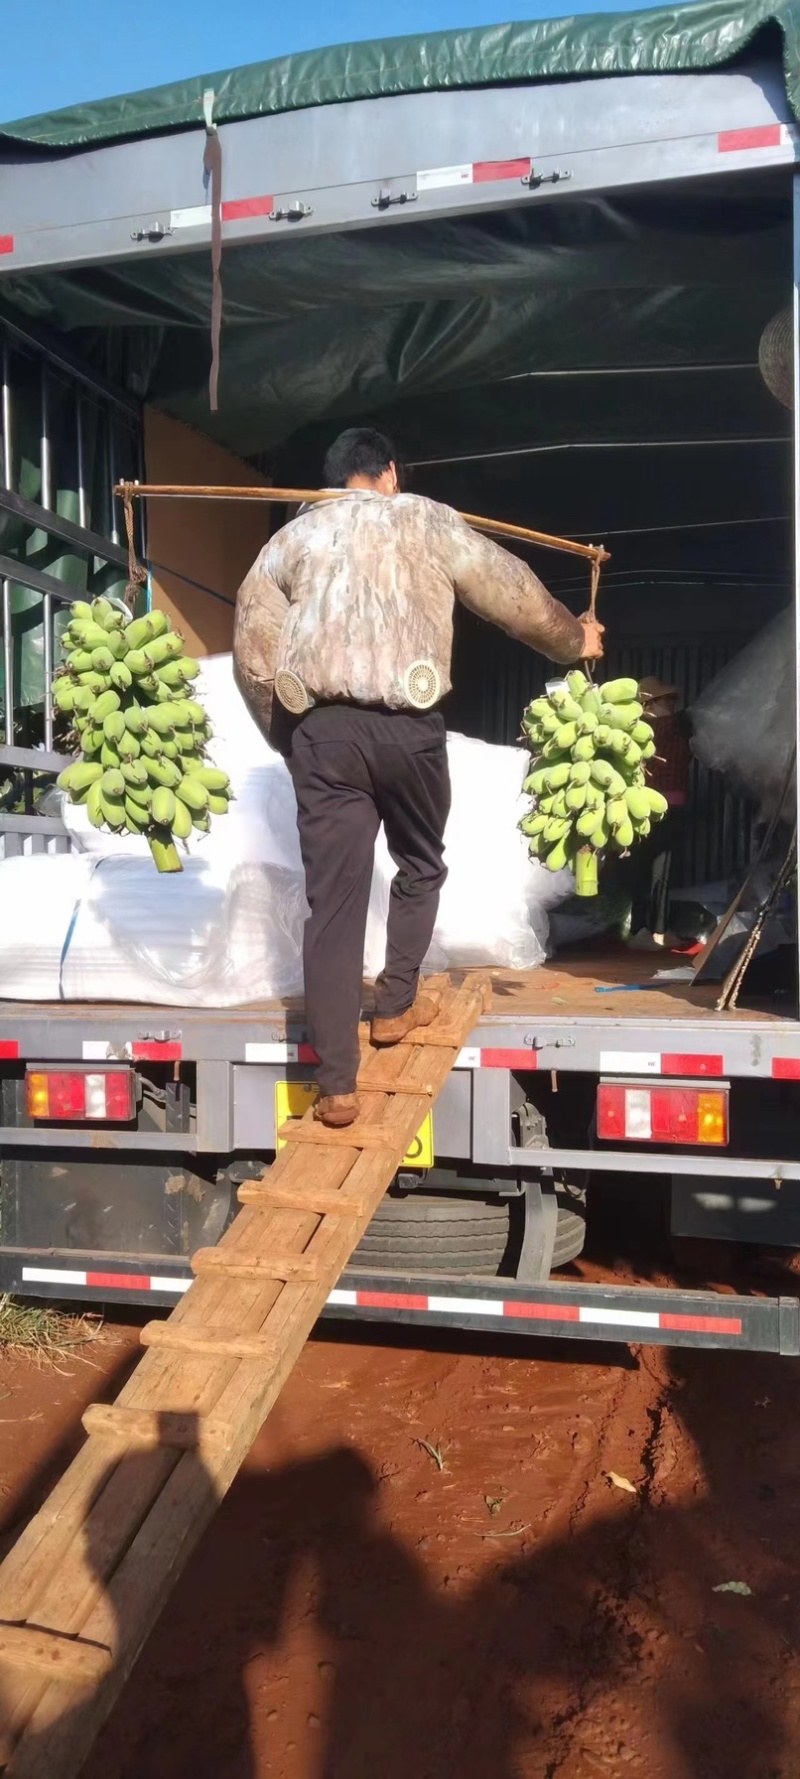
[2,0,800,147]
[0,0,793,690]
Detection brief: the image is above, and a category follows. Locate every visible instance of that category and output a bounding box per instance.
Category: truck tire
[352,1187,585,1277]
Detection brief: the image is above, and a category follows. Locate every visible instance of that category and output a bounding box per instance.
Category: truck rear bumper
[5,1254,798,1355]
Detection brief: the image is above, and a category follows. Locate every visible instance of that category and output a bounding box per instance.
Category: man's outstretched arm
[447,513,603,663]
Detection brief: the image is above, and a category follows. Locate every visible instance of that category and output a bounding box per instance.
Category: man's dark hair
[323,427,400,489]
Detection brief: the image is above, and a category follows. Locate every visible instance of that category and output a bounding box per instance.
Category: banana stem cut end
[148,831,183,874]
[575,846,599,897]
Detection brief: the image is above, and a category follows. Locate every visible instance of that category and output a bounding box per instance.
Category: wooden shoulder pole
[116,481,610,565]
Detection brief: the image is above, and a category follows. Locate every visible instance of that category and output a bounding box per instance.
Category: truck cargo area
[1,42,799,1337]
[4,22,800,1778]
[0,948,795,1029]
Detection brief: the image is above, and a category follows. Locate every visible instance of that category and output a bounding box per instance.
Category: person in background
[234,427,604,1126]
[630,676,692,948]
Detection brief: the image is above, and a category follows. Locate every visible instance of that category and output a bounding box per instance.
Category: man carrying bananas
[234,428,603,1127]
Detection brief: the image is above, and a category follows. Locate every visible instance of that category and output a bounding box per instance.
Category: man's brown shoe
[313,1093,360,1128]
[372,992,441,1047]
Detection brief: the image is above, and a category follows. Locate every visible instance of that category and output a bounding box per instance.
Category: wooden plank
[81,1407,233,1454]
[191,1248,322,1282]
[0,1158,359,1756]
[0,1627,112,1688]
[0,976,491,1777]
[140,1325,283,1362]
[276,1120,402,1149]
[236,1182,368,1214]
[0,1149,362,1747]
[356,1078,434,1096]
[0,1135,382,1623]
[393,979,491,1049]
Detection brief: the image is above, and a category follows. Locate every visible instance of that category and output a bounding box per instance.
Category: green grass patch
[0,1296,102,1364]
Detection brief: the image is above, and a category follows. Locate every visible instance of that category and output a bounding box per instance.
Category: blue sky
[0,0,658,124]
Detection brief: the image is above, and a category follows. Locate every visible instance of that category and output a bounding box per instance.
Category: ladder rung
[191,1247,321,1282]
[399,981,492,1048]
[277,1120,398,1149]
[82,1404,233,1453]
[399,1028,465,1048]
[357,1078,434,1096]
[141,1323,279,1362]
[0,1623,113,1687]
[237,1183,369,1215]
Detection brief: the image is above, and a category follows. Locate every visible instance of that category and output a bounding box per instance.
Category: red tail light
[597,1080,729,1146]
[26,1069,135,1123]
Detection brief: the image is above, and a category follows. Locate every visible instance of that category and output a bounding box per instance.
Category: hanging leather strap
[123,487,147,612]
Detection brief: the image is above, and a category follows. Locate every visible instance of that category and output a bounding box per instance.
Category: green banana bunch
[519,669,670,896]
[52,595,233,873]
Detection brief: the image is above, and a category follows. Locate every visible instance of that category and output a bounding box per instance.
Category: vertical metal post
[2,578,13,745]
[39,363,53,758]
[1,339,13,493]
[40,363,52,510]
[42,593,53,750]
[2,342,14,745]
[793,176,800,1011]
[76,395,88,530]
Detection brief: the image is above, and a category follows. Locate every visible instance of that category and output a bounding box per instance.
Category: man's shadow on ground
[78,1345,797,1779]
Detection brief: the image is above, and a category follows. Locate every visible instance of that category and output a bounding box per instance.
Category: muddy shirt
[233,490,584,736]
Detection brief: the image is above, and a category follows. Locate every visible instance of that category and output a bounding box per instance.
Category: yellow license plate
[275,1081,433,1167]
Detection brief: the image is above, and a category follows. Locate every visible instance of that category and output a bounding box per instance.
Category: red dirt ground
[0,1283,798,1779]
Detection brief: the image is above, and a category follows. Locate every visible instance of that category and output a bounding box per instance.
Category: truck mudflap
[5,1254,799,1355]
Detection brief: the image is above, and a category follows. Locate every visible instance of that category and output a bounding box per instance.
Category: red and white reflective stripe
[128,1040,182,1062]
[416,157,531,191]
[81,1039,182,1062]
[19,1268,743,1335]
[247,1043,537,1070]
[170,195,274,230]
[718,123,794,154]
[245,1042,318,1065]
[247,1043,539,1070]
[599,1050,723,1077]
[22,1266,191,1293]
[456,1048,538,1070]
[328,1286,742,1335]
[772,1057,800,1080]
[0,1040,19,1059]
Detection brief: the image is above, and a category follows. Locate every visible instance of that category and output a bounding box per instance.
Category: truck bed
[0,949,793,1053]
[490,948,789,1023]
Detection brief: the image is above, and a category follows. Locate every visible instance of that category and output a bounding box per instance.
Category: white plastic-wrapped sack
[0,854,99,999]
[62,856,308,1006]
[690,608,796,820]
[418,732,573,972]
[21,655,570,1005]
[0,852,307,1007]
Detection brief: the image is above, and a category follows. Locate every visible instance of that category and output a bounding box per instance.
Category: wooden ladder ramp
[0,972,490,1777]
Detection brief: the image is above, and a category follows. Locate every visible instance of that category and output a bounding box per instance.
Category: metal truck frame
[1,54,800,1354]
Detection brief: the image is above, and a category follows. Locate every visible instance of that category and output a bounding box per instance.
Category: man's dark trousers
[287,704,451,1097]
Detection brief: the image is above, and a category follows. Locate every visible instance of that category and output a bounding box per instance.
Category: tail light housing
[26,1068,135,1123]
[597,1079,729,1147]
